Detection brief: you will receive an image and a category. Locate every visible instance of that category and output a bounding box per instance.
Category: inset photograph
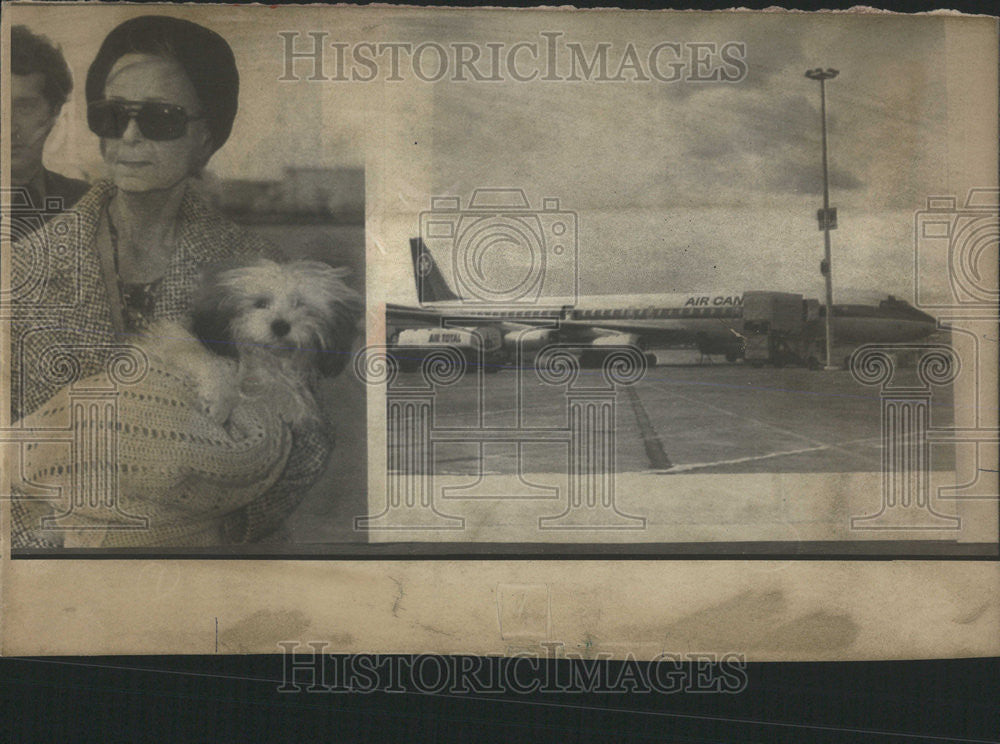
[7,11,367,554]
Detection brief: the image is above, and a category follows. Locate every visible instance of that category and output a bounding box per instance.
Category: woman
[11,16,343,548]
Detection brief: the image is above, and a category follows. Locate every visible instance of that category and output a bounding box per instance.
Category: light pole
[805,67,839,370]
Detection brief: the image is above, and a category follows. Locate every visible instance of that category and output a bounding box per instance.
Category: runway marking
[642,383,885,469]
[654,436,887,474]
[624,386,673,470]
[657,445,830,473]
[399,374,900,473]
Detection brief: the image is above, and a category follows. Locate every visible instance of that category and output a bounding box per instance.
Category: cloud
[782,164,864,196]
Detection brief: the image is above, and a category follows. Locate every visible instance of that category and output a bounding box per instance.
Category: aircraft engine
[391,326,503,373]
[502,328,555,351]
[395,326,502,352]
[590,333,641,348]
[579,333,646,368]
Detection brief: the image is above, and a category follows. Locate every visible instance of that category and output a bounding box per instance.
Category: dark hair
[11,25,74,112]
[86,16,239,154]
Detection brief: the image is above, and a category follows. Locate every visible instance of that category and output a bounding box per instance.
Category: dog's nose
[271,319,291,338]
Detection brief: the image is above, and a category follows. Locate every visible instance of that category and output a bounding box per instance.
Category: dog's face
[192,259,362,377]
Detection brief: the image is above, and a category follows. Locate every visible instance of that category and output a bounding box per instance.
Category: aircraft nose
[914,307,938,329]
[909,308,942,339]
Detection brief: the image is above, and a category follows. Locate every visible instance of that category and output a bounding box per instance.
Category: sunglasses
[87,99,206,141]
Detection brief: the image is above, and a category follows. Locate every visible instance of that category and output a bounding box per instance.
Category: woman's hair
[85,16,239,154]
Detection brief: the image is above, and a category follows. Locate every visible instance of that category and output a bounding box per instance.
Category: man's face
[11,72,58,184]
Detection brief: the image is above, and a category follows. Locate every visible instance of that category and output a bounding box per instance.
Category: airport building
[208,166,364,224]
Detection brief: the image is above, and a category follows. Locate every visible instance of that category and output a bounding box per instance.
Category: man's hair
[11,25,74,112]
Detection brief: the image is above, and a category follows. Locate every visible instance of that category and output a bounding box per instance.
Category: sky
[391,12,951,304]
[11,6,996,308]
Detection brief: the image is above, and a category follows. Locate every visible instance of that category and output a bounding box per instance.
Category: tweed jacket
[10,180,332,547]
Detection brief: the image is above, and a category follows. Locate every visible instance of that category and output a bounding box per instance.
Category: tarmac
[421,351,956,477]
[35,350,983,555]
[28,349,965,553]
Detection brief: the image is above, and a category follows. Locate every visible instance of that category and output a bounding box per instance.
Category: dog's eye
[253,297,269,309]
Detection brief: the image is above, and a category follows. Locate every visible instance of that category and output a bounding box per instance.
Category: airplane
[385,237,941,370]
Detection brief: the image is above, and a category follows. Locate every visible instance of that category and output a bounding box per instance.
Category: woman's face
[100,54,212,193]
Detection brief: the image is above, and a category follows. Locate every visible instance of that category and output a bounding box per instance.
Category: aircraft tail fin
[411,237,461,304]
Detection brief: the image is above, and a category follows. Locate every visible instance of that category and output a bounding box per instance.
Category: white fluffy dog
[149,259,362,429]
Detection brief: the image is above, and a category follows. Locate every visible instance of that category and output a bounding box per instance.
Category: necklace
[105,202,164,332]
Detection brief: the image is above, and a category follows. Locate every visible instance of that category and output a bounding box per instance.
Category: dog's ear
[190,272,239,360]
[317,345,346,377]
[292,261,362,377]
[317,296,363,377]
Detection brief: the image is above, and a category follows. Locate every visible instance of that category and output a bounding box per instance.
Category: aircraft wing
[386,302,556,336]
[386,303,454,325]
